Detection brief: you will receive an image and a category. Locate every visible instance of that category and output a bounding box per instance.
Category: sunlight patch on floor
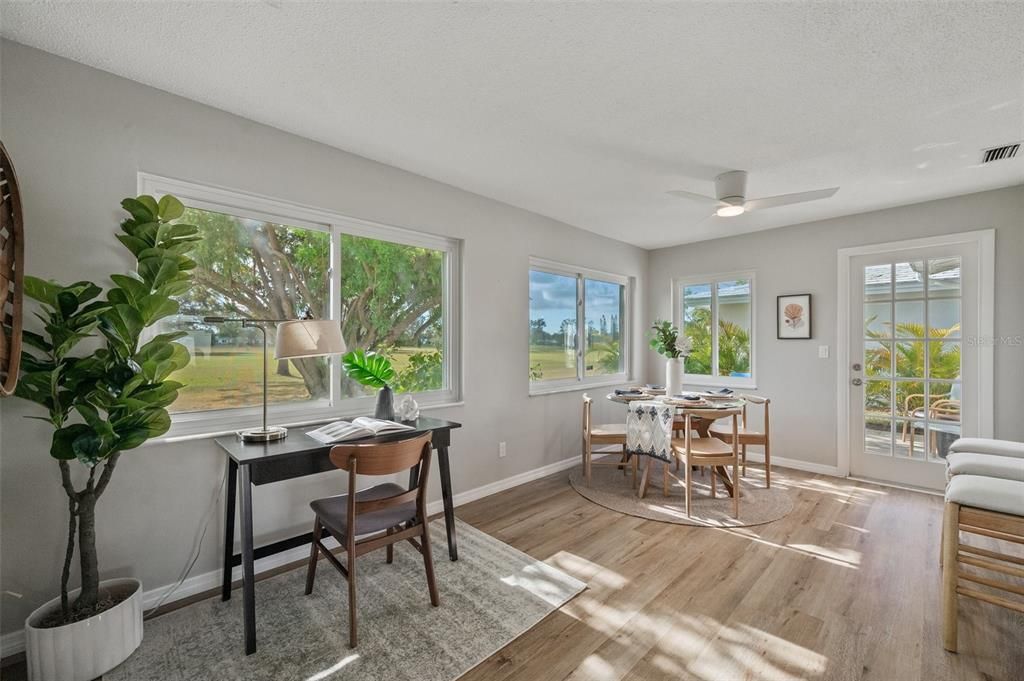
[304,654,359,680]
[548,550,630,589]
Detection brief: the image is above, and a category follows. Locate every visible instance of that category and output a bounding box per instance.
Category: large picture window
[674,272,755,388]
[139,174,460,433]
[529,258,630,393]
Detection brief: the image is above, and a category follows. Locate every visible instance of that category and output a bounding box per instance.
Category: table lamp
[201,317,345,442]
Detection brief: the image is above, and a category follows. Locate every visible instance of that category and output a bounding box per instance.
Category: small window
[530,259,630,393]
[675,272,755,388]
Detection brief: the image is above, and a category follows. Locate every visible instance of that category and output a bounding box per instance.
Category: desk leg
[437,445,458,561]
[239,465,257,655]
[221,458,238,602]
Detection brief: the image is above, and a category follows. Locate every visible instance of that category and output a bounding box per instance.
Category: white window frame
[138,173,462,440]
[672,270,756,390]
[528,257,632,396]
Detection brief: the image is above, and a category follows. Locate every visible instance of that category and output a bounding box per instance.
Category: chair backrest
[739,394,770,436]
[582,394,593,436]
[329,432,433,520]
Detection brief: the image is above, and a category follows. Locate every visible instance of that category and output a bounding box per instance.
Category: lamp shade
[274,320,345,359]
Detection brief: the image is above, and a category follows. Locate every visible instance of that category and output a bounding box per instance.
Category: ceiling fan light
[716,204,745,217]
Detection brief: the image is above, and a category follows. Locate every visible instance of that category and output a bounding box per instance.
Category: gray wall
[647,185,1024,468]
[0,41,648,634]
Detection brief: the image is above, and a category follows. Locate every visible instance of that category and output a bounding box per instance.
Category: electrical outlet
[498,441,507,458]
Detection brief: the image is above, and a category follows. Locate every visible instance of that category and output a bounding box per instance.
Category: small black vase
[374,385,395,421]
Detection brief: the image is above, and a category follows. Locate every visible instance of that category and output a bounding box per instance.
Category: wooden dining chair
[709,394,771,488]
[673,408,741,518]
[582,394,634,487]
[304,432,439,648]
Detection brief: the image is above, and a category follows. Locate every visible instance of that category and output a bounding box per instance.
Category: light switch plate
[818,345,830,359]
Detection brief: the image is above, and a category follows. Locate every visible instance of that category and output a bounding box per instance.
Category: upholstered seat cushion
[946,452,1024,482]
[948,438,1024,459]
[945,475,1024,516]
[311,483,415,538]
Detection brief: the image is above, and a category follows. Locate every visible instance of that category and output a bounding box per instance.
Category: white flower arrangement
[674,335,693,357]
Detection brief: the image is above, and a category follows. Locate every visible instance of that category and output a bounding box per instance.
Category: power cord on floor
[144,465,228,620]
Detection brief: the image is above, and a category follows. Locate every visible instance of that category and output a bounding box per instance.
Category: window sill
[146,400,466,446]
[529,377,633,397]
[681,378,758,391]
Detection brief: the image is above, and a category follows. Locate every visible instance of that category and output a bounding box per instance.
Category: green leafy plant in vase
[342,349,397,420]
[12,194,200,681]
[648,319,692,396]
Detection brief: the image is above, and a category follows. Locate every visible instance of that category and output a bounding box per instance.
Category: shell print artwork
[784,303,804,328]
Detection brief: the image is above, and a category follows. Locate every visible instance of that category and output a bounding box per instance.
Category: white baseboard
[741,452,841,477]
[1,453,581,659]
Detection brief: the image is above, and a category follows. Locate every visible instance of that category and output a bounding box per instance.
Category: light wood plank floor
[456,467,1024,681]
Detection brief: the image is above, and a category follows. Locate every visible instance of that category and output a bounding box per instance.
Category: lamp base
[238,426,288,443]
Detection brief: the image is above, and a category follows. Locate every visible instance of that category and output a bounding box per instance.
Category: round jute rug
[569,463,794,528]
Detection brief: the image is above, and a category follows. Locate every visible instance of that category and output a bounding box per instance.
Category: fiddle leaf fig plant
[14,194,200,624]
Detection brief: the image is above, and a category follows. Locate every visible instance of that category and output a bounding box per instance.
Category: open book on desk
[306,417,415,444]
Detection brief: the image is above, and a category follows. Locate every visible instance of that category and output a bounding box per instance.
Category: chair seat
[946,452,1024,482]
[945,475,1024,516]
[591,423,627,440]
[708,423,764,441]
[671,436,733,457]
[311,483,415,538]
[949,438,1024,459]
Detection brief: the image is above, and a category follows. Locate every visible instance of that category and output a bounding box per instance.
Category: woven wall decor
[0,141,25,397]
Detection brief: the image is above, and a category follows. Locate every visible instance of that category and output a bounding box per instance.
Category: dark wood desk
[215,416,462,655]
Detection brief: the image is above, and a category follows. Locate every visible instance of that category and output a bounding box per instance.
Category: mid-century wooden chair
[582,394,634,487]
[673,408,741,518]
[709,394,771,488]
[304,432,439,648]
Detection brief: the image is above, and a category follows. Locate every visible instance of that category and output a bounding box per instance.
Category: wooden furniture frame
[305,432,439,648]
[709,394,771,487]
[942,502,1024,652]
[0,141,24,397]
[215,416,460,654]
[582,394,634,487]
[672,408,741,518]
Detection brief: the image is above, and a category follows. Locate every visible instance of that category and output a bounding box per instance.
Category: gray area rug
[570,462,794,527]
[105,520,584,681]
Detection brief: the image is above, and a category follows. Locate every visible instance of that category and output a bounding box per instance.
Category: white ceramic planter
[665,357,684,397]
[24,578,143,681]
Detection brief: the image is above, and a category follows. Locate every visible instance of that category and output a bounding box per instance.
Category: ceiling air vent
[981,143,1020,164]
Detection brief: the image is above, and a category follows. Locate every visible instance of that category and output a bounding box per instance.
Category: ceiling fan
[668,170,839,217]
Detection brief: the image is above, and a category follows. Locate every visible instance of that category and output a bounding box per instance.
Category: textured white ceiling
[2,1,1023,249]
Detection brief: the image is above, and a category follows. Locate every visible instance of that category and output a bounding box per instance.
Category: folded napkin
[645,384,664,390]
[614,389,643,395]
[712,388,734,395]
[677,393,703,400]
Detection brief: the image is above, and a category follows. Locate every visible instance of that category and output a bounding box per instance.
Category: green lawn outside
[171,345,433,413]
[529,344,619,381]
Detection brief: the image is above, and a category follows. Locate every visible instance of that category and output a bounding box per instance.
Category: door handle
[852,363,862,371]
[851,378,863,386]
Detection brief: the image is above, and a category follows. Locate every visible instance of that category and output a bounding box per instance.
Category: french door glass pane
[864,340,891,377]
[864,417,893,457]
[894,342,926,378]
[864,264,892,299]
[682,283,713,375]
[529,270,578,382]
[929,299,961,337]
[895,301,925,336]
[931,342,961,380]
[895,418,922,459]
[864,302,891,337]
[928,257,961,298]
[584,278,625,377]
[340,234,446,397]
[716,279,751,378]
[865,380,892,417]
[165,206,331,413]
[894,261,925,299]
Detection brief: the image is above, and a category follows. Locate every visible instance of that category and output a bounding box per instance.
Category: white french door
[841,232,993,490]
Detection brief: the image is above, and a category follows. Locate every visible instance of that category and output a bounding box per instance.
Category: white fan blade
[744,187,839,211]
[667,189,721,203]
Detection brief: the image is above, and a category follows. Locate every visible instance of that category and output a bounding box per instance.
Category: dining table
[607,389,746,496]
